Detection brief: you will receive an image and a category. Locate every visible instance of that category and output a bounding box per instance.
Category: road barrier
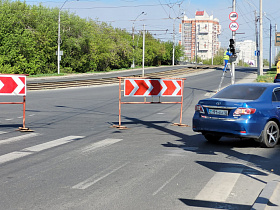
[0,74,32,132]
[113,77,188,129]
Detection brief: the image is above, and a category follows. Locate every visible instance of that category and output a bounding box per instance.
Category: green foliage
[162,41,184,65]
[202,48,224,65]
[256,68,276,83]
[263,59,269,67]
[237,60,250,67]
[0,0,184,75]
[275,51,280,65]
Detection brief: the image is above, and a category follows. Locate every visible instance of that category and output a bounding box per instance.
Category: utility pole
[211,39,214,65]
[142,24,145,77]
[172,21,175,66]
[255,10,260,71]
[276,24,278,61]
[132,23,135,68]
[132,12,145,68]
[231,0,236,84]
[57,10,61,74]
[270,22,272,69]
[195,21,198,69]
[259,0,263,75]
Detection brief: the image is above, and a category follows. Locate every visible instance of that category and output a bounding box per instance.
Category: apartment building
[236,40,256,66]
[179,11,221,61]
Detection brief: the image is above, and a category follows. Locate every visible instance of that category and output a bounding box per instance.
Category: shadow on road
[119,116,280,209]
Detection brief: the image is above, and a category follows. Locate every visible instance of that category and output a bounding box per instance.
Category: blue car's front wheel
[260,121,279,148]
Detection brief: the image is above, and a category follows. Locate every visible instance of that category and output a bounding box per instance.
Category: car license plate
[208,109,228,116]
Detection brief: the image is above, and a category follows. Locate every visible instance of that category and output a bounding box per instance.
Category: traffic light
[229,39,235,55]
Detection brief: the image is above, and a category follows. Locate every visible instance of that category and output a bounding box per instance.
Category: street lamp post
[57,0,73,74]
[57,8,62,74]
[132,12,145,68]
[264,14,272,69]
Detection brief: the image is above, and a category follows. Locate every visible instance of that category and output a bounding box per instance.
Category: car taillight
[233,108,256,116]
[195,104,205,113]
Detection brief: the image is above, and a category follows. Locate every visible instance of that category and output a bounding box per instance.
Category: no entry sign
[124,78,183,97]
[0,75,26,95]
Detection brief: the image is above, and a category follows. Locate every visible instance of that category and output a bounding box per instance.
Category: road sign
[0,75,26,95]
[229,22,239,31]
[229,12,238,21]
[275,32,280,46]
[255,50,260,56]
[124,78,183,97]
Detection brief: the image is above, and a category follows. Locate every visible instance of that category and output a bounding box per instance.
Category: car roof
[231,83,280,89]
[232,83,280,87]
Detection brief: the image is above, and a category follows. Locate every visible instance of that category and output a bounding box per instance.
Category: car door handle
[277,106,280,109]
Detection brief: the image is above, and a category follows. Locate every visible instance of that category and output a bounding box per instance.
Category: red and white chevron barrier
[0,74,32,131]
[124,78,183,97]
[113,77,188,129]
[0,75,26,95]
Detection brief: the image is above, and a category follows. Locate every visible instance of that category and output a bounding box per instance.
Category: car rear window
[213,85,266,100]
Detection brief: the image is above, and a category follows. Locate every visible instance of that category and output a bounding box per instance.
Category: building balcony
[198,29,208,34]
[198,43,208,51]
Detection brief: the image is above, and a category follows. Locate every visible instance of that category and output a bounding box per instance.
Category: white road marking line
[0,151,33,164]
[0,136,84,165]
[0,133,40,145]
[22,136,84,152]
[153,167,185,196]
[72,162,129,190]
[81,138,123,153]
[195,167,244,202]
[205,92,216,97]
[5,118,13,121]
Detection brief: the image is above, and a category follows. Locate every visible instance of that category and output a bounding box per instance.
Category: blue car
[192,83,280,147]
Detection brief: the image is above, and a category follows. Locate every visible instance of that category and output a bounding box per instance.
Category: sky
[20,0,280,60]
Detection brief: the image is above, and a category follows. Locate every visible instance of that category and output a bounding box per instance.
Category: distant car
[274,74,280,83]
[192,83,280,148]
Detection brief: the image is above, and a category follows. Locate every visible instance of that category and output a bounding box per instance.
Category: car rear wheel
[203,133,221,143]
[260,121,279,148]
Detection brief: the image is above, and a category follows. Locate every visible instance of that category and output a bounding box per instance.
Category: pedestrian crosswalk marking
[22,136,84,152]
[0,136,84,165]
[195,165,244,202]
[0,133,40,145]
[81,138,123,153]
[0,131,7,135]
[0,151,33,164]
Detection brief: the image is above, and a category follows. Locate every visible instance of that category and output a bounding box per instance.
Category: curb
[251,180,280,210]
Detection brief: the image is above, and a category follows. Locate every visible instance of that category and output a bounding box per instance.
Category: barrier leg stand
[112,78,128,129]
[172,80,190,127]
[18,96,34,132]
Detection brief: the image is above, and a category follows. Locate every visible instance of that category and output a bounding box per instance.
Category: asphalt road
[0,66,279,210]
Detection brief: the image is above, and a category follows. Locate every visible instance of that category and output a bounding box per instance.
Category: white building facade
[179,11,221,61]
[236,40,256,67]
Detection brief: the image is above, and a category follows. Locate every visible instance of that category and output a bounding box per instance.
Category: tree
[0,0,184,75]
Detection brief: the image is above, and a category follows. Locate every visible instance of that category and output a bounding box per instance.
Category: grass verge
[256,67,277,83]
